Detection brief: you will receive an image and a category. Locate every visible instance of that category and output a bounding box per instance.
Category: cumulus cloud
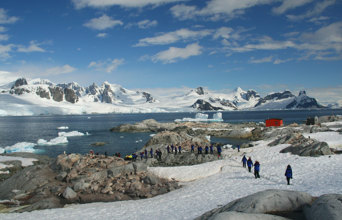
[72,0,187,9]
[17,41,46,53]
[151,43,202,63]
[0,8,19,24]
[126,19,158,29]
[0,26,6,32]
[0,44,14,59]
[88,58,125,73]
[84,14,123,31]
[272,0,313,15]
[135,28,212,46]
[171,0,275,20]
[44,65,77,76]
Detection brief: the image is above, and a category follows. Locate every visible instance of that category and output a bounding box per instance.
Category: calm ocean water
[0,109,342,158]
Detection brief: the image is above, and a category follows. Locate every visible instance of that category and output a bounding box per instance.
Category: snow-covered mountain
[0,78,327,116]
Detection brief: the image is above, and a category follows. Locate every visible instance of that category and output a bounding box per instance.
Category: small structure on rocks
[265,118,283,127]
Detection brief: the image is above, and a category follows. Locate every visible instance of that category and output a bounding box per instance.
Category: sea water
[0,109,342,158]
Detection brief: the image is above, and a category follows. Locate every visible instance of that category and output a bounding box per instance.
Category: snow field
[0,156,37,170]
[1,132,342,219]
[303,131,342,149]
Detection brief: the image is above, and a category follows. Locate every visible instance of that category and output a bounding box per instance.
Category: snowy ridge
[0,78,327,116]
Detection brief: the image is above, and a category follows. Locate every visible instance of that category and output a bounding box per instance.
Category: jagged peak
[298,90,307,96]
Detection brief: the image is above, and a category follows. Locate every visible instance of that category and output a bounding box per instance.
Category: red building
[265,118,283,127]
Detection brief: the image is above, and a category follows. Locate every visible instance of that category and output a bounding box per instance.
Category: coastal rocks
[197,189,314,220]
[304,194,342,220]
[0,153,180,213]
[110,119,177,133]
[144,130,210,150]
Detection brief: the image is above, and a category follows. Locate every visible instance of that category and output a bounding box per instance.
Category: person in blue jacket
[247,157,253,172]
[150,148,153,158]
[191,145,195,153]
[178,145,181,154]
[285,165,293,185]
[242,155,247,168]
[205,146,209,154]
[210,145,214,154]
[217,145,222,158]
[254,161,260,178]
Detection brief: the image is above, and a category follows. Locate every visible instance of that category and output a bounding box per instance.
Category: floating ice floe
[57,126,69,130]
[175,112,223,122]
[58,131,85,137]
[0,142,37,154]
[37,136,68,146]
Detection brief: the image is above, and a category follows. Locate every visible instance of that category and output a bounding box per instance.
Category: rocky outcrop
[142,92,156,103]
[197,189,314,220]
[269,133,332,156]
[195,87,205,95]
[111,119,177,133]
[191,99,224,111]
[35,87,50,99]
[49,86,64,102]
[11,78,28,89]
[304,194,342,220]
[101,84,115,103]
[64,88,79,103]
[0,153,179,212]
[286,91,325,109]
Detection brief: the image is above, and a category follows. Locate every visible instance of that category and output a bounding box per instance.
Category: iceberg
[175,112,223,122]
[57,126,69,130]
[37,136,68,146]
[58,131,85,137]
[1,142,37,153]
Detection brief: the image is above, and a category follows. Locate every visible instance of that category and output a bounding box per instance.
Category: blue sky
[0,0,341,98]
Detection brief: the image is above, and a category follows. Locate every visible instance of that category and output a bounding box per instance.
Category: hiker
[254,161,260,178]
[150,148,153,158]
[175,146,178,155]
[242,155,247,168]
[247,157,253,172]
[178,145,181,154]
[210,145,214,154]
[167,145,170,154]
[132,153,137,161]
[198,146,203,154]
[217,145,222,158]
[285,165,293,185]
[157,149,162,160]
[205,146,209,154]
[144,149,148,159]
[140,152,144,160]
[191,145,194,153]
[237,145,240,152]
[171,145,174,153]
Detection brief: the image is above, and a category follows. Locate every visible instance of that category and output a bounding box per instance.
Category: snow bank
[0,156,37,168]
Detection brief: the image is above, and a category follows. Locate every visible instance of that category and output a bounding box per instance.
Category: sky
[0,0,341,99]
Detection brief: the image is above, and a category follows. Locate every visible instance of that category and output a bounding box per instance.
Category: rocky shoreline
[1,114,341,213]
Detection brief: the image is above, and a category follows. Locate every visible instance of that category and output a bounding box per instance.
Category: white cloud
[249,56,273,64]
[151,43,202,63]
[232,36,296,52]
[0,44,14,59]
[84,14,123,31]
[135,28,212,46]
[0,26,6,32]
[0,8,19,24]
[88,58,125,73]
[307,86,342,106]
[171,0,276,20]
[137,19,158,29]
[96,33,108,38]
[17,41,46,53]
[286,0,336,21]
[272,0,313,15]
[273,58,292,64]
[72,0,187,9]
[0,34,9,41]
[0,70,20,86]
[44,65,77,76]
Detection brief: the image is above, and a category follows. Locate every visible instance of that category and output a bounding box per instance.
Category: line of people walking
[241,155,293,185]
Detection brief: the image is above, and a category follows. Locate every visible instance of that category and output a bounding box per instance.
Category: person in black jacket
[285,165,293,185]
[247,157,253,172]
